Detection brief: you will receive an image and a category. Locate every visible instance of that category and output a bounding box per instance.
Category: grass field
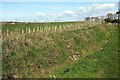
[2,21,119,78]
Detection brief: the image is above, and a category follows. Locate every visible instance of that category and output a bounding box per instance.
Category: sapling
[21,29,24,34]
[32,28,35,32]
[37,27,39,32]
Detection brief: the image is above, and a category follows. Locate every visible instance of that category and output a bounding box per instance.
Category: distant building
[91,17,100,21]
[118,1,120,20]
[116,10,120,20]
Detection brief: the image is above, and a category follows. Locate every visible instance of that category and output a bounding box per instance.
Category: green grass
[2,22,118,78]
[52,26,118,78]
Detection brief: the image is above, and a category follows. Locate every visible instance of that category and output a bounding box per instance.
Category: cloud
[93,3,115,11]
[36,10,78,19]
[62,10,77,17]
[78,3,117,18]
[79,7,87,13]
[79,3,115,13]
[36,3,117,22]
[36,12,48,17]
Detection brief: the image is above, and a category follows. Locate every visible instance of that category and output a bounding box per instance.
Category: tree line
[85,11,120,23]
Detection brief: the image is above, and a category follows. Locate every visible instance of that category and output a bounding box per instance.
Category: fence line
[4,22,100,36]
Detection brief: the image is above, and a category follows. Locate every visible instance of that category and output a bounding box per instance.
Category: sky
[1,0,119,2]
[1,2,118,22]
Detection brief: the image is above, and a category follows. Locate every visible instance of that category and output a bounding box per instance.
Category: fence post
[22,29,24,34]
[10,30,12,35]
[40,27,43,32]
[33,28,35,32]
[59,25,62,30]
[37,27,39,32]
[48,26,50,31]
[54,26,57,31]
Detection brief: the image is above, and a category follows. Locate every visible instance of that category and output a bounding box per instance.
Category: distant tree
[106,13,113,19]
[113,14,118,19]
[116,10,120,20]
[85,17,90,21]
[100,16,105,21]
